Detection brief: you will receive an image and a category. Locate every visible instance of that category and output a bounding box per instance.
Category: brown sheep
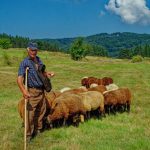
[18,98,25,122]
[78,91,105,119]
[103,91,118,114]
[86,77,98,88]
[81,76,113,87]
[102,77,113,86]
[45,91,61,108]
[81,77,98,88]
[81,77,88,87]
[103,88,132,114]
[116,88,132,112]
[47,93,86,126]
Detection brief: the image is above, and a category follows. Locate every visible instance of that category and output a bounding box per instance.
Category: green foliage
[0,38,12,49]
[0,33,29,48]
[36,40,60,51]
[89,45,108,57]
[131,55,143,63]
[36,32,150,57]
[69,37,87,60]
[1,32,150,58]
[0,33,61,52]
[2,51,12,65]
[131,45,150,58]
[118,49,132,59]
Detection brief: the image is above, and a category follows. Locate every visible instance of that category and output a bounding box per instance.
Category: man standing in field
[17,42,54,142]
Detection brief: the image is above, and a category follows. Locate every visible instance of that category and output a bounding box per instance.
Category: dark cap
[27,42,38,50]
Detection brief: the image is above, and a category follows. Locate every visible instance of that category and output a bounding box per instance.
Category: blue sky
[0,0,150,39]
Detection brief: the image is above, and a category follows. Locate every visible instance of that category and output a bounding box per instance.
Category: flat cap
[27,42,38,50]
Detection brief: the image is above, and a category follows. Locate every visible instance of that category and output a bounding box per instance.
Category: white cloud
[105,0,150,25]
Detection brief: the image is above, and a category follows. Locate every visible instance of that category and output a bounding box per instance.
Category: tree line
[118,45,150,59]
[0,33,150,60]
[0,33,108,59]
[0,33,60,52]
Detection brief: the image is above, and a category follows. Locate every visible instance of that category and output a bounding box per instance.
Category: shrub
[131,55,143,63]
[0,38,12,49]
[69,37,87,61]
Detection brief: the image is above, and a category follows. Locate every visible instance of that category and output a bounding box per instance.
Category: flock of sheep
[18,76,132,129]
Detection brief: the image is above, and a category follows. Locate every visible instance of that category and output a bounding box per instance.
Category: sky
[0,0,150,39]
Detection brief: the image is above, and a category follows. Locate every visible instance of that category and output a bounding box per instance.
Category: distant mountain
[38,32,150,56]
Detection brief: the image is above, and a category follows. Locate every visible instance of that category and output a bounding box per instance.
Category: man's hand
[17,76,31,99]
[23,89,31,99]
[45,72,55,78]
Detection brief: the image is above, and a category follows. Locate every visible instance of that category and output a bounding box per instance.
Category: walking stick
[24,67,29,150]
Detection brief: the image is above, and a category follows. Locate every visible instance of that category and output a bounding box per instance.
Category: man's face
[27,48,38,59]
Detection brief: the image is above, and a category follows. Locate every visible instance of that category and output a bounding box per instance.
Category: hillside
[39,32,150,56]
[1,32,150,57]
[0,49,150,150]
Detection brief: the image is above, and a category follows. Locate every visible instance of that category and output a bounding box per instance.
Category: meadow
[0,48,150,150]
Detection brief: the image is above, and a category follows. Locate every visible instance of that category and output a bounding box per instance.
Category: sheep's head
[81,77,88,86]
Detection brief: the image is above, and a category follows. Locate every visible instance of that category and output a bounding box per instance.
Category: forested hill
[39,32,150,56]
[1,32,150,57]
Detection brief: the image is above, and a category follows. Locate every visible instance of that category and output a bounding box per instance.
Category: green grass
[0,48,150,150]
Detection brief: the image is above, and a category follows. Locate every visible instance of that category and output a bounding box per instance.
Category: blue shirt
[18,56,44,88]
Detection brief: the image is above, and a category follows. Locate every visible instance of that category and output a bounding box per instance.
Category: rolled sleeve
[18,61,26,76]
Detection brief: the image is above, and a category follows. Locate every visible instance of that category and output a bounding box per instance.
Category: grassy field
[0,48,150,150]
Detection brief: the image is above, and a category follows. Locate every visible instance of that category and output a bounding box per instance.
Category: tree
[118,49,132,59]
[69,37,87,61]
[143,44,150,57]
[0,38,12,49]
[89,45,108,57]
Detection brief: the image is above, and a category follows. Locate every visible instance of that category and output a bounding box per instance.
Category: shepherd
[17,42,55,142]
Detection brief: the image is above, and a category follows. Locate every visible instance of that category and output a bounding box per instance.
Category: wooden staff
[24,67,29,150]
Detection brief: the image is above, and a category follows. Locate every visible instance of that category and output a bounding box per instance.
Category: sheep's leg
[123,104,126,112]
[111,105,116,115]
[96,109,101,120]
[127,103,130,113]
[84,113,87,120]
[87,111,91,119]
[99,106,105,119]
[72,114,80,127]
[102,109,106,118]
[63,118,67,126]
[49,122,53,129]
[104,105,107,114]
[124,104,127,112]
[108,105,110,115]
[80,114,84,123]
[114,105,117,113]
[117,104,124,113]
[105,105,110,115]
